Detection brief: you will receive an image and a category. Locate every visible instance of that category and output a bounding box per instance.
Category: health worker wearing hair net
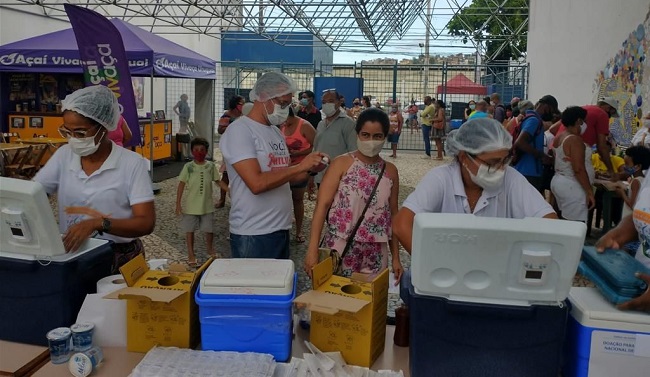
[220,72,327,259]
[34,85,155,273]
[393,118,557,254]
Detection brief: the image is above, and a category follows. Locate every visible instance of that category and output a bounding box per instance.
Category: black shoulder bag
[319,161,387,274]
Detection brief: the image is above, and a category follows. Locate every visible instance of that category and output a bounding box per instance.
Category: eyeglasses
[272,98,292,109]
[467,152,512,173]
[58,125,100,139]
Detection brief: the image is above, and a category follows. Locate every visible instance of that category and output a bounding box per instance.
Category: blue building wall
[222,31,333,67]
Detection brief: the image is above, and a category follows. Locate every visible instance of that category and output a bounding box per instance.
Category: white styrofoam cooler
[411,214,587,306]
[196,258,296,361]
[200,258,295,295]
[563,287,650,377]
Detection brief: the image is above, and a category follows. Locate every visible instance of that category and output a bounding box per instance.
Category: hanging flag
[64,4,140,147]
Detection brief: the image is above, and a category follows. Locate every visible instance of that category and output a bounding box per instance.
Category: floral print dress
[323,154,393,277]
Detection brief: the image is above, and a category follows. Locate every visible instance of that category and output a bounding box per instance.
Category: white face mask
[357,139,384,157]
[322,103,338,117]
[469,104,476,110]
[580,122,587,135]
[68,131,105,156]
[465,157,506,190]
[265,103,290,125]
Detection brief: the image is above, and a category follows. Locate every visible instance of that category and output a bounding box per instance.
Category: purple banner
[64,4,140,147]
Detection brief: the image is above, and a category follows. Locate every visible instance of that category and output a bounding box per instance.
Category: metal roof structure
[2,0,529,59]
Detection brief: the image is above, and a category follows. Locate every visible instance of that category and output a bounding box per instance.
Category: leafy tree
[447,0,528,62]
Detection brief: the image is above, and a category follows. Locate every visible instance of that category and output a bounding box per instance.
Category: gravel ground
[141,147,595,317]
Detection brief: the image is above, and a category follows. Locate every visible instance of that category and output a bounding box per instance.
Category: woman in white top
[617,146,649,219]
[394,118,557,254]
[34,85,155,273]
[550,106,595,222]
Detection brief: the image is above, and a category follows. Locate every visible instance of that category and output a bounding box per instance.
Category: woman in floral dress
[305,108,403,284]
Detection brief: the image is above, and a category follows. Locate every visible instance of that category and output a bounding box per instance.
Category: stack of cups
[68,323,104,377]
[45,323,104,376]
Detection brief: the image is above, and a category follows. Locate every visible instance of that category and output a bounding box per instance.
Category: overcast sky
[331,11,476,63]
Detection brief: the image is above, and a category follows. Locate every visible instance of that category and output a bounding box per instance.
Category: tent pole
[149,70,159,194]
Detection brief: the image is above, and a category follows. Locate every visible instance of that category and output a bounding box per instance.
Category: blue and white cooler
[401,214,588,377]
[195,258,296,361]
[563,287,650,377]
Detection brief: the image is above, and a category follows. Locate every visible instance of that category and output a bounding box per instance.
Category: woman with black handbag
[304,108,403,284]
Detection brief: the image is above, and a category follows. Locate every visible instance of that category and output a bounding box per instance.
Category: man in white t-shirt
[220,72,326,259]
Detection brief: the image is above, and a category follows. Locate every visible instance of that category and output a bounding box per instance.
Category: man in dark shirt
[490,92,506,123]
[297,90,322,129]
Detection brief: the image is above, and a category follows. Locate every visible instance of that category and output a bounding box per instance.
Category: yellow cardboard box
[104,254,212,353]
[294,258,389,367]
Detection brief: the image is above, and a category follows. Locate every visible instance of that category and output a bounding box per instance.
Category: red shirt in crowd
[557,105,610,146]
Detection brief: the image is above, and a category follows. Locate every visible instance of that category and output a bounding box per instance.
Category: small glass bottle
[393,304,410,347]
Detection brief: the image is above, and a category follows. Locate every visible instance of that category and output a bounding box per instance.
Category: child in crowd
[615,145,650,254]
[175,137,226,266]
[617,145,650,226]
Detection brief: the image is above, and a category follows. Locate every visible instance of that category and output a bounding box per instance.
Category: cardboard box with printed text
[294,258,389,367]
[104,254,212,353]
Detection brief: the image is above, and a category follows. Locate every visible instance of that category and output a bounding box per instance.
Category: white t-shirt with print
[632,176,650,267]
[34,142,154,244]
[403,162,554,218]
[220,116,292,235]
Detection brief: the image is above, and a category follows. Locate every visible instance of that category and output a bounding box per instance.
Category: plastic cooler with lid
[563,287,650,377]
[401,214,587,377]
[195,258,296,361]
[0,177,114,345]
[0,239,113,345]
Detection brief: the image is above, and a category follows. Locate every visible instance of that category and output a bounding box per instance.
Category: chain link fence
[204,61,528,151]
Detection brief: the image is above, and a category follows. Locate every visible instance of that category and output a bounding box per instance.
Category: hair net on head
[445,118,513,157]
[61,85,120,131]
[249,72,297,102]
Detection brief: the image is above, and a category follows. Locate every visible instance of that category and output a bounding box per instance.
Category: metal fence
[213,61,529,151]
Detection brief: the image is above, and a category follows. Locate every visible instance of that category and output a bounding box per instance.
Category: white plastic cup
[71,322,94,352]
[46,327,72,364]
[68,346,104,377]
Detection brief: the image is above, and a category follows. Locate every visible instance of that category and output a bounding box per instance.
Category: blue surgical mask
[623,166,637,175]
[300,98,309,106]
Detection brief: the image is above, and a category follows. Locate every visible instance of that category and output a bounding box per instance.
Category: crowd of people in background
[37,72,649,312]
[163,71,650,312]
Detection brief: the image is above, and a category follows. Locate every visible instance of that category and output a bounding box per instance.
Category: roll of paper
[96,275,127,294]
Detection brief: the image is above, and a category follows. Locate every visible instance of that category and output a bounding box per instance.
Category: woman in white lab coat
[393,118,557,254]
